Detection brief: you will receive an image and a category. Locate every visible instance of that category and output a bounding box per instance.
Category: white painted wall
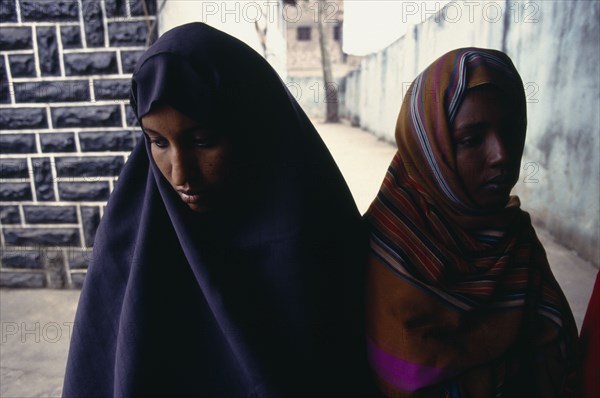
[341,1,599,266]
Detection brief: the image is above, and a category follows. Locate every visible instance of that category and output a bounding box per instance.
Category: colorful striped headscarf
[365,48,578,397]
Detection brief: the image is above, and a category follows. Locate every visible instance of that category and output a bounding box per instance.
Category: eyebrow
[142,126,207,136]
[453,121,488,132]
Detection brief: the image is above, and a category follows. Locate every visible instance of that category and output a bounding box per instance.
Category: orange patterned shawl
[365,48,578,397]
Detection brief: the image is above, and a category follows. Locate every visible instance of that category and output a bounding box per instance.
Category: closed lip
[177,190,206,203]
[483,174,513,190]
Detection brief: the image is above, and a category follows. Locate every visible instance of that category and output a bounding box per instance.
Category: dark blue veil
[62,23,376,397]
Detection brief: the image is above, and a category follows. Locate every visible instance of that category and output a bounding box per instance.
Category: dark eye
[150,138,168,148]
[458,137,478,147]
[193,137,215,148]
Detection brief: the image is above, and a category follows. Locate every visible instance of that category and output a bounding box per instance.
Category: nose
[487,132,511,168]
[170,148,193,187]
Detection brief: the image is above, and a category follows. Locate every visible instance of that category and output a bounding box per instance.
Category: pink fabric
[367,338,455,391]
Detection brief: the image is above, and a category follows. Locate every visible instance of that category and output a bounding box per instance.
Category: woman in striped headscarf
[365,48,578,397]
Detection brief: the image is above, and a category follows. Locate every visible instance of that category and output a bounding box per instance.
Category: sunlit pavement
[1,120,597,398]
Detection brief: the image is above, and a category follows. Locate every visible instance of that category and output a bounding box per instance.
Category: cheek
[215,152,232,177]
[205,148,234,183]
[456,150,481,186]
[150,149,172,181]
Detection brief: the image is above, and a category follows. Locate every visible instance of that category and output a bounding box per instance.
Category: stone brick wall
[0,0,157,288]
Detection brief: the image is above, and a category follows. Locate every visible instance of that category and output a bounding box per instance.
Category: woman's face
[141,105,235,213]
[451,86,525,210]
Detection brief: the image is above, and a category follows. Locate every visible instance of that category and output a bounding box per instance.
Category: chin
[186,202,210,213]
[479,197,511,211]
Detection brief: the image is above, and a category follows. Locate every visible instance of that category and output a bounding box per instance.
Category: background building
[157,0,292,79]
[285,0,361,119]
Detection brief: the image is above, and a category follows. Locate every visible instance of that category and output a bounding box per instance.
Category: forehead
[141,104,208,134]
[454,87,513,123]
[464,84,509,104]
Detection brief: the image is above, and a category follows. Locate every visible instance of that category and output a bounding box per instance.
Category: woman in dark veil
[63,23,375,397]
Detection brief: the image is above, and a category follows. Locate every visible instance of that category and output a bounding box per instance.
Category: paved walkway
[1,121,597,398]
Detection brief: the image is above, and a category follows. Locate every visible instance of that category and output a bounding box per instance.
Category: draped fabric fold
[365,48,578,397]
[63,23,375,397]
